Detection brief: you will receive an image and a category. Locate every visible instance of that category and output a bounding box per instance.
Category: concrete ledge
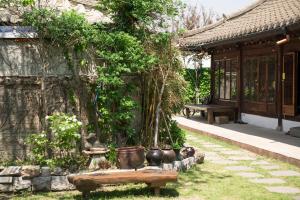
[178,123,300,168]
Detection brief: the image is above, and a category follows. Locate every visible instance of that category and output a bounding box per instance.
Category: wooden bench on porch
[184,104,238,124]
[68,170,178,198]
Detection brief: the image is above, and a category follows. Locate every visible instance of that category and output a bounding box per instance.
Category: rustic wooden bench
[68,170,178,198]
[184,104,238,124]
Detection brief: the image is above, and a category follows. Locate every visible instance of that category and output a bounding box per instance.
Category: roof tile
[180,0,300,48]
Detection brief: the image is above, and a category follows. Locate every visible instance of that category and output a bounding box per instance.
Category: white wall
[241,113,300,132]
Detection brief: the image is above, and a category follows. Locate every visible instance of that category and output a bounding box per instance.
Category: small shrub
[169,120,186,149]
[106,144,117,164]
[26,113,86,170]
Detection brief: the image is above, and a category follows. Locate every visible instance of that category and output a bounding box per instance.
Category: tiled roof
[180,0,300,49]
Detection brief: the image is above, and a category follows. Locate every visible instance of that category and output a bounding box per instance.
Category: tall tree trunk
[153,73,168,148]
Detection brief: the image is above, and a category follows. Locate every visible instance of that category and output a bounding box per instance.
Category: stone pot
[117,146,145,169]
[146,148,163,166]
[162,148,176,163]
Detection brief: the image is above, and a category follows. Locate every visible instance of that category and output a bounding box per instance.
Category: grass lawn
[10,129,300,200]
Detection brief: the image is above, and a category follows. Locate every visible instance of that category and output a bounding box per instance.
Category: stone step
[289,127,300,138]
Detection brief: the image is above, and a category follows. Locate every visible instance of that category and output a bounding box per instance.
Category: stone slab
[204,152,219,156]
[224,166,254,171]
[269,170,300,177]
[0,166,21,177]
[202,144,223,148]
[162,163,173,171]
[228,156,256,161]
[32,176,51,192]
[41,167,51,177]
[13,177,31,191]
[51,176,75,191]
[220,150,245,155]
[249,178,286,184]
[205,156,224,161]
[260,165,281,170]
[294,196,300,200]
[0,177,13,184]
[21,165,40,178]
[265,186,300,194]
[251,161,271,165]
[0,184,13,192]
[212,148,231,153]
[210,160,239,165]
[236,172,263,178]
[173,161,183,171]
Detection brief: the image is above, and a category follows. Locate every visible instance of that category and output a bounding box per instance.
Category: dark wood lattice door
[282,53,296,116]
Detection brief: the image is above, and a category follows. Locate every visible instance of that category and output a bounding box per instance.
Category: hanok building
[180,0,300,132]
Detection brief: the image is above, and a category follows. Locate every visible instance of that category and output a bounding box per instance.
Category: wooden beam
[237,44,243,122]
[277,45,283,131]
[211,53,215,100]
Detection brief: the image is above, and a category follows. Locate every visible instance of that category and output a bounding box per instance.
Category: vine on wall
[22,0,187,149]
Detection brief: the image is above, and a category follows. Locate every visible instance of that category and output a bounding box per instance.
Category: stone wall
[0,39,97,161]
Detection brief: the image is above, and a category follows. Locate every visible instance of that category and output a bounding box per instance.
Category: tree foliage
[21,0,187,149]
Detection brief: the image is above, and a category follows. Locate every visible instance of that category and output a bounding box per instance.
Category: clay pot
[117,146,145,169]
[181,147,196,159]
[162,149,176,163]
[146,148,163,166]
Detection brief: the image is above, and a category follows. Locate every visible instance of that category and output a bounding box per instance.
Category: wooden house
[180,0,300,132]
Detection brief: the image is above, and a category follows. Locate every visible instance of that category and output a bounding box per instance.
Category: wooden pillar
[237,44,243,122]
[277,45,283,131]
[210,52,215,100]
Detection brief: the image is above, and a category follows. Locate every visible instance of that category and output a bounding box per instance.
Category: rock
[162,163,173,171]
[13,177,31,191]
[21,166,40,179]
[0,166,4,172]
[32,176,51,192]
[0,166,21,177]
[0,177,13,184]
[195,153,205,164]
[181,158,190,171]
[188,157,196,165]
[0,184,13,192]
[51,176,75,191]
[52,167,66,176]
[173,161,183,171]
[88,155,107,170]
[41,167,51,177]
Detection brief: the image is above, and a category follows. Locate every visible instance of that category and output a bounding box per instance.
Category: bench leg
[148,182,166,197]
[82,191,90,199]
[207,111,214,124]
[186,108,191,119]
[200,111,205,118]
[154,187,160,196]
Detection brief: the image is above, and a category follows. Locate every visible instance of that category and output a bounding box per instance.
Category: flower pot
[162,148,176,163]
[117,146,145,169]
[146,148,163,166]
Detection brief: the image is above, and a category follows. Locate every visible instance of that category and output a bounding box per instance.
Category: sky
[183,0,256,15]
[182,0,256,68]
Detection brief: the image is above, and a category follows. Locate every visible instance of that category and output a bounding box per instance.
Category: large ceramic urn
[162,148,176,163]
[117,146,145,169]
[146,148,163,166]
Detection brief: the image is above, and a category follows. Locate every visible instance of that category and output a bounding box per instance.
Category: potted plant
[172,142,183,161]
